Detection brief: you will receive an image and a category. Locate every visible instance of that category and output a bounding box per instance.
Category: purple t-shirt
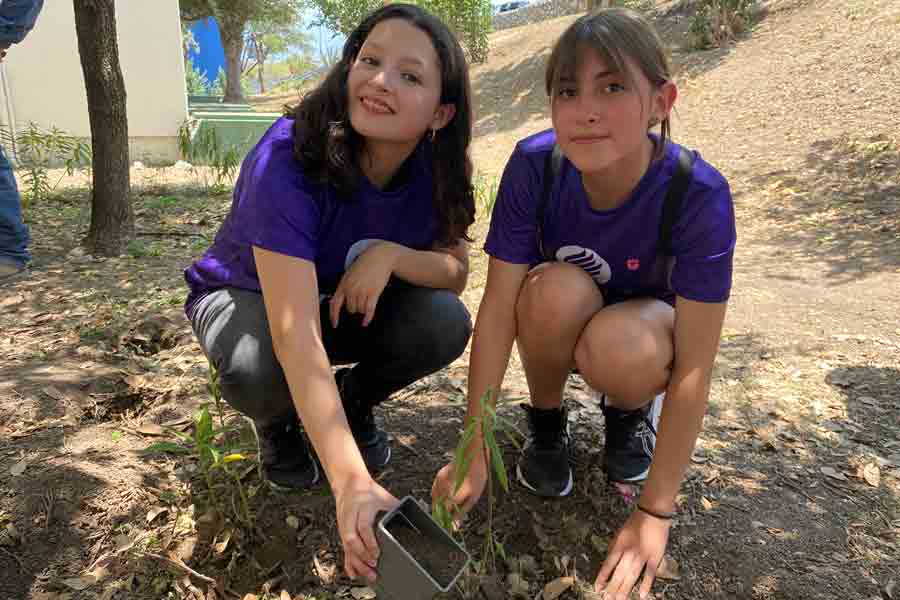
[485,129,735,304]
[184,117,439,313]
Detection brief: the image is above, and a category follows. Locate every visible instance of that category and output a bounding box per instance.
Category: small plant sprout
[144,362,256,528]
[433,388,523,575]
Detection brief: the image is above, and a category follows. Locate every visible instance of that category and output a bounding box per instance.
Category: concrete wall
[0,0,188,165]
[493,0,583,31]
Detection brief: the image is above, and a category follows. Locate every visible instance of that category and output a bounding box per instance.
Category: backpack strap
[537,143,564,260]
[658,147,695,256]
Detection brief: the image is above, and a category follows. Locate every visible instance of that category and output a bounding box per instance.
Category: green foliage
[181,0,305,99]
[177,120,242,192]
[311,0,493,63]
[474,172,500,219]
[1,123,91,205]
[244,17,314,85]
[689,0,759,49]
[185,60,212,95]
[144,362,255,527]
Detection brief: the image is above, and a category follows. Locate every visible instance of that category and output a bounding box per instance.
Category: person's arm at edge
[253,246,389,581]
[0,0,44,48]
[639,297,728,514]
[432,257,528,512]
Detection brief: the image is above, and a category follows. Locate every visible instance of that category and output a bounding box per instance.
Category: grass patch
[474,172,500,220]
[127,239,166,259]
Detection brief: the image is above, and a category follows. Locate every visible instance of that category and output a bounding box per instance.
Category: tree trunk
[73,0,133,256]
[219,18,246,104]
[258,62,266,94]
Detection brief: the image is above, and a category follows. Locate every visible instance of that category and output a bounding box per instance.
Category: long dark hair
[288,3,475,246]
[545,9,673,160]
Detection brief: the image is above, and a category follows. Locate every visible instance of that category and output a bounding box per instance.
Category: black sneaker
[252,419,320,491]
[516,405,573,497]
[599,393,663,483]
[335,368,391,472]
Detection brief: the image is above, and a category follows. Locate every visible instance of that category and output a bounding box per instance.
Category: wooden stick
[143,552,217,585]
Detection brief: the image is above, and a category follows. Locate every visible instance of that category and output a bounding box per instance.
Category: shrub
[689,0,759,49]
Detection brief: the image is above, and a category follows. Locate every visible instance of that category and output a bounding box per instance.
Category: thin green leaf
[483,426,508,492]
[453,421,478,467]
[453,452,474,494]
[196,407,213,444]
[494,538,507,561]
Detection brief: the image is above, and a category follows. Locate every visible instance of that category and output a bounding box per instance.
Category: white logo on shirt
[344,238,384,269]
[555,245,612,284]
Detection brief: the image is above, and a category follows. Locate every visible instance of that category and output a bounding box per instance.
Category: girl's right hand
[430,448,488,526]
[334,473,399,582]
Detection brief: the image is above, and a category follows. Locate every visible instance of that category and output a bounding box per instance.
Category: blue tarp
[188,17,226,81]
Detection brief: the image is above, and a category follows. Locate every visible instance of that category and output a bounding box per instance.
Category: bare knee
[574,306,673,403]
[516,262,603,337]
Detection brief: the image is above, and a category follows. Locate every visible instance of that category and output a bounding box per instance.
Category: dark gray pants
[188,282,472,427]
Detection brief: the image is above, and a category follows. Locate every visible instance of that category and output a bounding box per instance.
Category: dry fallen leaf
[508,572,530,598]
[542,576,574,600]
[113,534,132,552]
[280,590,292,600]
[859,463,880,487]
[61,572,102,591]
[701,496,714,511]
[820,466,847,481]
[350,587,376,600]
[136,423,165,436]
[657,555,681,581]
[285,515,300,530]
[124,374,147,390]
[10,460,27,477]
[214,528,233,555]
[313,554,335,584]
[146,506,168,524]
[42,386,68,402]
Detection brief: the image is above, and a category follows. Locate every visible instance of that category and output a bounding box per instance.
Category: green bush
[185,61,211,95]
[689,0,759,49]
[313,0,493,63]
[177,120,241,192]
[1,123,91,205]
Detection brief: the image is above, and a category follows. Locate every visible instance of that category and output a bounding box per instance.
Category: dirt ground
[1,1,898,599]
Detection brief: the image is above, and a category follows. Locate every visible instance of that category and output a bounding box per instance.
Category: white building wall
[1,0,188,164]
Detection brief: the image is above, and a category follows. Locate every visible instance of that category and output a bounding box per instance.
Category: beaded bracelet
[636,504,675,520]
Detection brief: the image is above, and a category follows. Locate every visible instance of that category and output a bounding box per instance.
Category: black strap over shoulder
[658,147,695,256]
[537,144,564,260]
[536,143,695,260]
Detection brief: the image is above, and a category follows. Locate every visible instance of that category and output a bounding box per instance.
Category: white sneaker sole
[516,463,574,497]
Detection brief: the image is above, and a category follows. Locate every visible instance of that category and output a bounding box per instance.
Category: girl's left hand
[330,242,399,328]
[594,510,672,600]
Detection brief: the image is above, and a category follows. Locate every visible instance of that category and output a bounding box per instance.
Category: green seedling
[434,388,523,575]
[144,362,256,527]
[1,122,91,205]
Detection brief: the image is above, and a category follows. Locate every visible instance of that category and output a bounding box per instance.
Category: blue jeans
[0,147,29,268]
